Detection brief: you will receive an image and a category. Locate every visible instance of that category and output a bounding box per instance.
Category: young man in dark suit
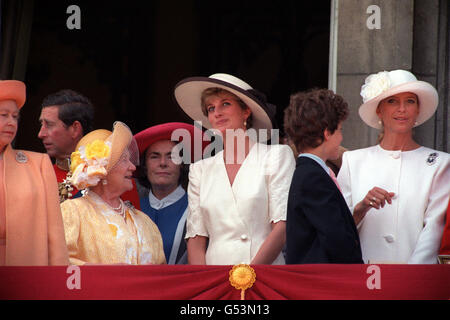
[284,89,363,264]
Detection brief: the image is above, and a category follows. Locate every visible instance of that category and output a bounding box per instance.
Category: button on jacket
[186,143,295,265]
[338,145,450,264]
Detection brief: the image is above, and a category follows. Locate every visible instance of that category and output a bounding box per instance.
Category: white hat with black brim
[174,73,276,139]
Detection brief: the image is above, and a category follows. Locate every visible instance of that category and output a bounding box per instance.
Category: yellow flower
[229,264,256,290]
[70,151,83,173]
[85,140,110,160]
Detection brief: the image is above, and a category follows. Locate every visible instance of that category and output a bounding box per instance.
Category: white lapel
[218,143,259,231]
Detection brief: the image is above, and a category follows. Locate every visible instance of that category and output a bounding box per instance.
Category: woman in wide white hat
[337,69,450,264]
[174,73,295,265]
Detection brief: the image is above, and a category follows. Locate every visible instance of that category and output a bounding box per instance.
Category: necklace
[107,198,125,218]
[88,190,126,218]
[108,200,122,211]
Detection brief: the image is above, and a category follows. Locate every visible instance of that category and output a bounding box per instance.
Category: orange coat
[1,144,69,265]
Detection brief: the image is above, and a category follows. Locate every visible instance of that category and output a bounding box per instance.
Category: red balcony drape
[0,264,449,300]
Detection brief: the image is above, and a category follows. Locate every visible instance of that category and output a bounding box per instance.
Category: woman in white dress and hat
[337,70,450,264]
[174,73,295,265]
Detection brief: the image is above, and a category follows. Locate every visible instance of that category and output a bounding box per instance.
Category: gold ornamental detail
[229,264,256,300]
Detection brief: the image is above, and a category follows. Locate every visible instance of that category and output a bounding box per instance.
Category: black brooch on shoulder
[426,152,438,166]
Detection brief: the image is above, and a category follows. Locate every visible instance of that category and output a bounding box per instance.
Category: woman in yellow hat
[61,121,166,265]
[0,80,69,265]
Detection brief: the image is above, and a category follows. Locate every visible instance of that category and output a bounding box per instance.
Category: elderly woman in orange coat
[0,80,69,265]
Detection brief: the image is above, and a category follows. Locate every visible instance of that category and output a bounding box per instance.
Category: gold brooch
[229,264,256,300]
[58,172,74,202]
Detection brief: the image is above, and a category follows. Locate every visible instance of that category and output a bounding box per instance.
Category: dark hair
[200,87,253,129]
[136,146,190,191]
[41,89,94,135]
[284,89,349,152]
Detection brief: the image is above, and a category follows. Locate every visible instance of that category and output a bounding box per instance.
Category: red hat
[134,122,208,163]
[0,80,26,109]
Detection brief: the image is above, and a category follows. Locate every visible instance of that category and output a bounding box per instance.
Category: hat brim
[174,77,273,133]
[359,81,438,129]
[0,80,26,109]
[107,122,133,172]
[75,129,111,151]
[134,122,208,161]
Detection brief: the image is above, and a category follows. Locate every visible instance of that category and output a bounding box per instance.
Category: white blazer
[186,143,295,265]
[337,145,450,264]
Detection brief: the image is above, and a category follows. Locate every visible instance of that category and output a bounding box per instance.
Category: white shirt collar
[149,185,185,210]
[299,153,330,174]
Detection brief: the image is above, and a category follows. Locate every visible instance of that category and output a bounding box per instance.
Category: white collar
[149,185,185,210]
[299,153,330,174]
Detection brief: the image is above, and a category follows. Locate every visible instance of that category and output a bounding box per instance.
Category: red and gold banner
[0,264,448,300]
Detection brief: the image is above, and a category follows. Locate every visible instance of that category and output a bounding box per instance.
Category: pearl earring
[244,120,247,127]
[102,179,107,185]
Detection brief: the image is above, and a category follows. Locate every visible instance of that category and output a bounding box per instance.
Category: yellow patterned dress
[61,190,166,265]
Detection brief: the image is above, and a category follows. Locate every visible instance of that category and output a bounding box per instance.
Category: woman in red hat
[134,122,204,264]
[0,80,69,265]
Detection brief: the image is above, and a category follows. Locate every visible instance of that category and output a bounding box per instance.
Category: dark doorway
[16,0,330,152]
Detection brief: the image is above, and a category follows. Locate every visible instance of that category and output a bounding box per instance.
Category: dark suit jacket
[285,156,363,264]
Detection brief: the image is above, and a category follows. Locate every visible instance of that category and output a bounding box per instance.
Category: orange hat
[0,80,26,109]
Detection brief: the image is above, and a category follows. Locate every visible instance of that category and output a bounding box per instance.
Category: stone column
[334,0,414,150]
[412,0,449,152]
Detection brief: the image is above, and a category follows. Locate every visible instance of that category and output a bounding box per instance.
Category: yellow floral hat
[69,122,138,189]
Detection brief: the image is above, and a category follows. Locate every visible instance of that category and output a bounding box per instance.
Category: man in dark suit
[283,89,363,264]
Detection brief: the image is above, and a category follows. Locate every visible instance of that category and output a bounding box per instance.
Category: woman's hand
[250,221,286,265]
[353,187,395,225]
[363,187,395,209]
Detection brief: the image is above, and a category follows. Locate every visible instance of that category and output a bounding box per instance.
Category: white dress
[186,143,295,265]
[337,145,450,264]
